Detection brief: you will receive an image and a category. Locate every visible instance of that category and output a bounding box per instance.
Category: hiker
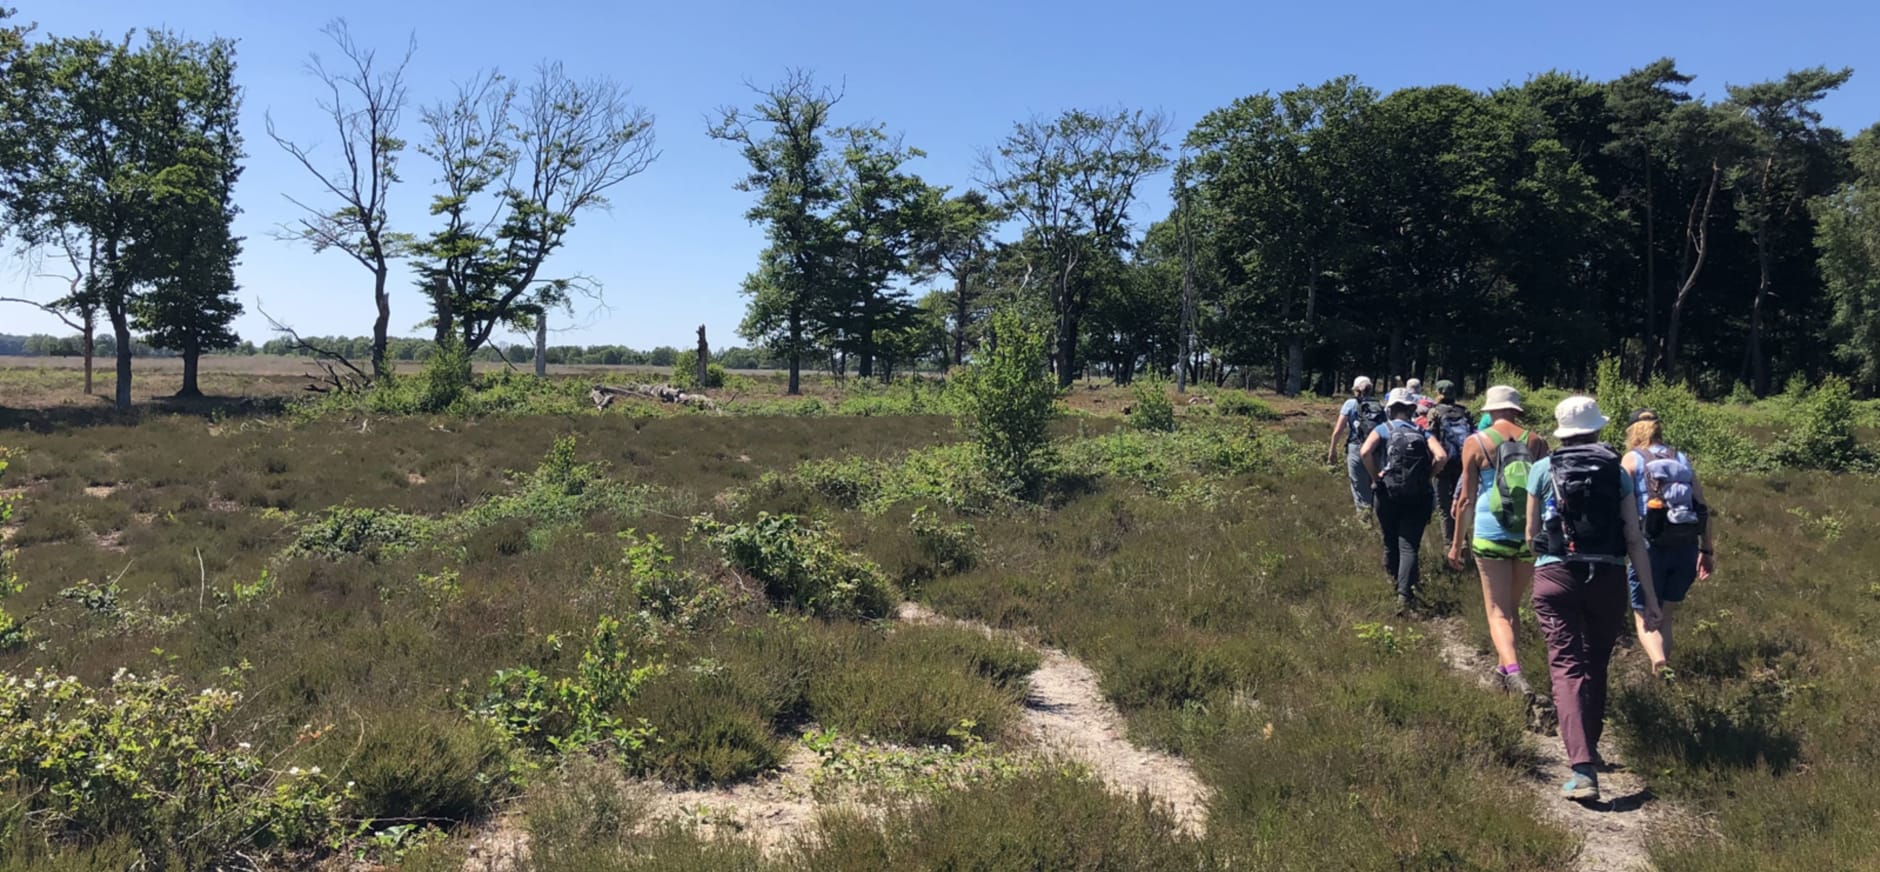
[1424,380,1473,550]
[1621,410,1716,678]
[1406,377,1426,405]
[1361,388,1449,611]
[1526,396,1663,803]
[1446,386,1547,695]
[1330,377,1386,514]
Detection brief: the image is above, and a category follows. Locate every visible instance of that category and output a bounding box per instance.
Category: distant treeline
[0,333,794,370]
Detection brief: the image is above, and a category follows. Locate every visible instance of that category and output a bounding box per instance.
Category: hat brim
[1481,401,1523,413]
[1553,417,1609,440]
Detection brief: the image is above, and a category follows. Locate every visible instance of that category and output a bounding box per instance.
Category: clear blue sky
[8,0,1878,350]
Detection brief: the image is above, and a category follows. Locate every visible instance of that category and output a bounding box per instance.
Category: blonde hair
[1625,418,1665,452]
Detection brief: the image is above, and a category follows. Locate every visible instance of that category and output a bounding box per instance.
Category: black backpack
[1348,398,1387,445]
[1380,422,1434,498]
[1542,443,1627,559]
[1429,403,1473,460]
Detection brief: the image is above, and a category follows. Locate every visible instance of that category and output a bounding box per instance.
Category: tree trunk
[1642,155,1658,379]
[534,313,548,377]
[952,275,970,367]
[177,343,203,398]
[1387,323,1405,385]
[1666,160,1721,384]
[695,324,710,386]
[786,313,802,395]
[372,267,391,379]
[1747,227,1772,394]
[109,304,132,413]
[1055,310,1079,389]
[81,311,95,397]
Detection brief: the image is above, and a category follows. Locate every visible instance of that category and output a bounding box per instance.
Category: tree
[708,71,841,395]
[268,20,415,380]
[0,30,245,412]
[979,108,1172,387]
[823,125,939,379]
[1,231,101,394]
[922,189,1004,366]
[1604,59,1695,376]
[1727,67,1853,394]
[413,63,656,364]
[1813,125,1880,393]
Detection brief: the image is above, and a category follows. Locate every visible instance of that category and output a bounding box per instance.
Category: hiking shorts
[1472,538,1532,561]
[1630,543,1700,611]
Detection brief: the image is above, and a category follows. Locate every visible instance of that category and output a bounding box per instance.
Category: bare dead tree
[267,20,415,379]
[258,302,373,393]
[2,231,102,394]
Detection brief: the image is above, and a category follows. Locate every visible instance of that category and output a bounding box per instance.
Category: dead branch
[258,302,374,392]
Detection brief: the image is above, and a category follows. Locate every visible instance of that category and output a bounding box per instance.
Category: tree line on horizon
[3,9,1879,410]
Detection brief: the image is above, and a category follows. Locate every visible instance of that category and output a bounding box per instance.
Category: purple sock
[1498,664,1521,675]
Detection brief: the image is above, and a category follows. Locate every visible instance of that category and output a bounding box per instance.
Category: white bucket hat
[1352,376,1373,393]
[1481,385,1523,413]
[1385,387,1417,410]
[1406,378,1423,394]
[1553,395,1610,439]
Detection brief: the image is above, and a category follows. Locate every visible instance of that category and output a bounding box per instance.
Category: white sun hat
[1553,395,1610,439]
[1352,376,1373,392]
[1385,387,1417,410]
[1481,385,1523,413]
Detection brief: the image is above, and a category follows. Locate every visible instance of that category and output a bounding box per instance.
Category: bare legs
[1478,557,1532,668]
[1632,599,1679,668]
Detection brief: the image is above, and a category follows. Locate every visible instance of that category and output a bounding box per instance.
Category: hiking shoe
[1395,593,1414,615]
[1494,667,1533,697]
[1561,767,1599,801]
[1526,694,1559,736]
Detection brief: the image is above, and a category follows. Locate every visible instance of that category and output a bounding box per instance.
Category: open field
[0,363,1874,870]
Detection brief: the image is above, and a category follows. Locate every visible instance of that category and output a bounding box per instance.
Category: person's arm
[1426,434,1448,475]
[1691,469,1717,579]
[1448,436,1482,564]
[1526,491,1543,550]
[1329,413,1349,463]
[1360,429,1383,482]
[1621,489,1665,630]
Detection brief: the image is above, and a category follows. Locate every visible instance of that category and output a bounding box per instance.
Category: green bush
[1214,392,1279,420]
[319,708,510,824]
[909,507,978,575]
[419,333,473,412]
[290,505,437,559]
[0,670,348,868]
[696,513,896,620]
[1129,379,1177,432]
[470,615,663,763]
[1775,376,1869,471]
[672,351,726,390]
[950,310,1060,494]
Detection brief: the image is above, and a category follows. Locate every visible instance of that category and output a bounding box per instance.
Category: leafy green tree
[268,21,415,379]
[0,29,244,411]
[1727,67,1853,394]
[824,125,940,379]
[922,189,1005,366]
[1604,59,1696,375]
[1813,125,1880,392]
[413,64,656,365]
[709,70,841,395]
[979,108,1171,387]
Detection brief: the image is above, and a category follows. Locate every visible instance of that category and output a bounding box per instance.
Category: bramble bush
[951,310,1060,495]
[469,615,664,765]
[0,669,350,868]
[695,513,895,620]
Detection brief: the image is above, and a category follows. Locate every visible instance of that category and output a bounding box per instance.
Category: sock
[1498,664,1521,675]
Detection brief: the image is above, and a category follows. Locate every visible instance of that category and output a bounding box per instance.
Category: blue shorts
[1629,543,1700,611]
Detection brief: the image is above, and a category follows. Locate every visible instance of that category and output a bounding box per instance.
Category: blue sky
[7,0,1878,350]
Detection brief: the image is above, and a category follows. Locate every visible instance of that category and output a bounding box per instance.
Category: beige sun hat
[1481,385,1523,413]
[1352,375,1373,393]
[1385,387,1417,410]
[1553,395,1610,439]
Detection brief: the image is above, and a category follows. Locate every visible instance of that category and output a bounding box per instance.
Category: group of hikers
[1329,377,1717,803]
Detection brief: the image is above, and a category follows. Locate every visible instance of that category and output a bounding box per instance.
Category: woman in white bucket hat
[1524,395,1663,804]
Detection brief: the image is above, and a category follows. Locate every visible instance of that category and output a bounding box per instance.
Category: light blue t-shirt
[1528,455,1636,567]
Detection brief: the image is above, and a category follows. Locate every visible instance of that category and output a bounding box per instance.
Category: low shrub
[1129,379,1177,432]
[523,755,648,870]
[1774,376,1870,471]
[951,310,1060,494]
[318,707,510,825]
[696,513,896,620]
[909,507,979,576]
[290,505,437,559]
[631,668,780,786]
[1214,392,1279,420]
[672,351,726,390]
[807,627,1022,748]
[469,615,663,763]
[0,670,349,868]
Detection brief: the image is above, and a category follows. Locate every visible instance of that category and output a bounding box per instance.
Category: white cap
[1385,388,1417,410]
[1553,395,1610,439]
[1352,376,1373,393]
[1406,378,1423,393]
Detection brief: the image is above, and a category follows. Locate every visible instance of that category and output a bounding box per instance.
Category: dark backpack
[1429,403,1473,461]
[1347,398,1387,446]
[1542,443,1627,560]
[1380,422,1434,498]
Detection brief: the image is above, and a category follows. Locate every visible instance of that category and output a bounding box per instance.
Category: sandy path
[897,601,1211,835]
[1430,616,1680,872]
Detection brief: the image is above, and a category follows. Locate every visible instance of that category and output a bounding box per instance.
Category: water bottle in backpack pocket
[1540,444,1627,559]
[1638,449,1705,548]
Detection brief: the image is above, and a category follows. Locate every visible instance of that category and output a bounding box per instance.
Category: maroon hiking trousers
[1532,560,1629,767]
